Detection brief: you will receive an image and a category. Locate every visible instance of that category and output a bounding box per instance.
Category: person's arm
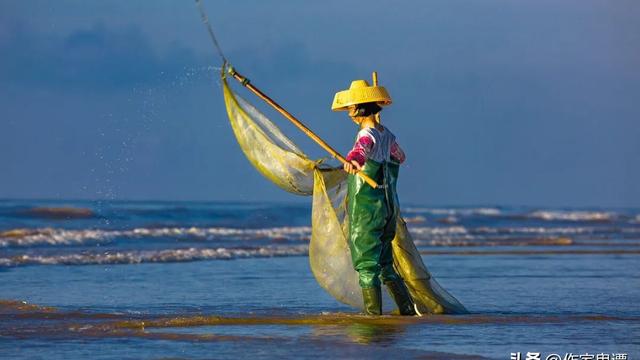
[346,134,374,167]
[390,140,406,164]
[343,132,374,174]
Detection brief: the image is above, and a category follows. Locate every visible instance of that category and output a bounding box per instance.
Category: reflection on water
[342,323,405,345]
[3,299,638,342]
[310,321,407,345]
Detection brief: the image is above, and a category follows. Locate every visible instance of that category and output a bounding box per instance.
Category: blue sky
[1,0,638,207]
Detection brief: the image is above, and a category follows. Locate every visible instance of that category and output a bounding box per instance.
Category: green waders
[347,159,415,316]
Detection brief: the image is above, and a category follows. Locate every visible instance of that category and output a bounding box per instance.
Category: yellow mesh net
[222,76,467,314]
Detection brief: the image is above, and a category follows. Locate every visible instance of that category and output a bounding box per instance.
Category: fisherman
[332,78,416,316]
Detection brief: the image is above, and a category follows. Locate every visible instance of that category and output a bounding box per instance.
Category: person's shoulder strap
[378,125,395,143]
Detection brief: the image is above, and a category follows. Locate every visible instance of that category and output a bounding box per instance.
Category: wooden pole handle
[228,68,379,189]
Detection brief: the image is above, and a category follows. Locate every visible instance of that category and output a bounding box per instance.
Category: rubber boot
[385,279,416,316]
[362,286,382,315]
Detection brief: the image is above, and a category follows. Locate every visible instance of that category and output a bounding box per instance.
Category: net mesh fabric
[222,76,467,314]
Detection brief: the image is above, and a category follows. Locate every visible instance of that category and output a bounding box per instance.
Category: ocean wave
[0,245,309,267]
[401,208,627,223]
[407,225,631,246]
[4,224,630,248]
[410,226,470,236]
[403,216,427,224]
[407,226,589,237]
[0,226,312,248]
[526,211,614,222]
[402,207,502,216]
[414,237,573,247]
[470,226,618,235]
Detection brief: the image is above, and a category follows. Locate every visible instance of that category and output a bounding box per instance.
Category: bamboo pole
[227,67,379,189]
[372,71,381,124]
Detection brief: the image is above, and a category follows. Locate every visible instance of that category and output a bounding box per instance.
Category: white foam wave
[407,225,621,244]
[403,215,427,224]
[399,225,610,238]
[0,226,312,247]
[527,211,614,222]
[408,227,476,244]
[403,207,502,216]
[0,245,309,267]
[473,208,502,216]
[2,223,631,250]
[410,226,470,236]
[472,226,606,235]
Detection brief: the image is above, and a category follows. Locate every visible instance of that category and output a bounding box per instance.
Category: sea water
[0,200,638,359]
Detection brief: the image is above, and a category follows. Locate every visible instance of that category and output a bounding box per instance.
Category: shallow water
[1,201,639,359]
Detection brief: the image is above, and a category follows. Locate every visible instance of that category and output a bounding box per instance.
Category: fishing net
[222,75,467,314]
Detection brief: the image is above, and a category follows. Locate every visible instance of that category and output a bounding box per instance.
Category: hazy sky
[1,1,638,207]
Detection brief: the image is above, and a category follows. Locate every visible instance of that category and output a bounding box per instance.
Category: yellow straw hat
[331,79,392,111]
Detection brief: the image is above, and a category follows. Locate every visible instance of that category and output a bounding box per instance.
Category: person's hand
[343,160,362,175]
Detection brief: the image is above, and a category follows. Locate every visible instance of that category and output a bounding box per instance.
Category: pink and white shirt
[345,126,406,166]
